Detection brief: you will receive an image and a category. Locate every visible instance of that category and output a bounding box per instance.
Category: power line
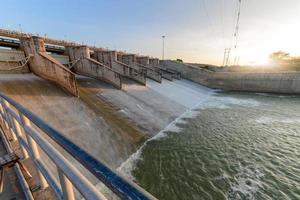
[201,0,216,38]
[233,0,242,49]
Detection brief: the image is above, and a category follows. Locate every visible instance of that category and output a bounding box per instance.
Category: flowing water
[119,80,300,200]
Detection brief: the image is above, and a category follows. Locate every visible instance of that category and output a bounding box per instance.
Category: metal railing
[0,37,65,53]
[0,93,156,200]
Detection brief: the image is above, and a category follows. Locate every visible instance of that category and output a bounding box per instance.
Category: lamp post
[162,35,166,60]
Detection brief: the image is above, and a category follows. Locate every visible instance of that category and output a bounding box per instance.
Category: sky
[1,0,300,66]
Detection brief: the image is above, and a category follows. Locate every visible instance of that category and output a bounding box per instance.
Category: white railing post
[0,100,9,129]
[19,113,48,190]
[1,100,17,141]
[58,169,75,200]
[11,116,29,159]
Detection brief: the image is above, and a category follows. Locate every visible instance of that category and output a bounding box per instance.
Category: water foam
[118,79,260,180]
[228,164,265,199]
[256,116,300,124]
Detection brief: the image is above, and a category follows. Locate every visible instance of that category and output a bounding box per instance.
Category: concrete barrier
[66,46,122,89]
[162,60,300,94]
[92,50,146,85]
[20,36,78,96]
[50,54,70,65]
[118,54,141,71]
[149,58,176,81]
[0,49,30,73]
[136,56,162,83]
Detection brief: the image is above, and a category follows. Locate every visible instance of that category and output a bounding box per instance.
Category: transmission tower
[234,0,242,48]
[222,48,231,67]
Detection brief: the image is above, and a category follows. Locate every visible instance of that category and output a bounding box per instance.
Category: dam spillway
[0,28,299,200]
[0,72,204,199]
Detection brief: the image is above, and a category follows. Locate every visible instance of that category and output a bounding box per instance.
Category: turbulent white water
[118,79,260,180]
[120,78,300,200]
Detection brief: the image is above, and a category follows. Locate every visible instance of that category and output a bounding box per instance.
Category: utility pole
[222,48,231,66]
[162,35,166,60]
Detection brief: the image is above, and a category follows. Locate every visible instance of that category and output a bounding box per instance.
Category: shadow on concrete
[0,73,71,97]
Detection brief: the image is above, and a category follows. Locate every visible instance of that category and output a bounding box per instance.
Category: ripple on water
[119,89,300,200]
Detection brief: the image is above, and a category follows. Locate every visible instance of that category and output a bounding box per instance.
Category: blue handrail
[0,92,156,200]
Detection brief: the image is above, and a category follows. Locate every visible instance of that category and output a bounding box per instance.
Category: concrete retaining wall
[67,47,122,89]
[93,51,146,85]
[21,37,78,96]
[0,49,30,73]
[0,49,25,61]
[145,67,162,83]
[162,60,300,94]
[136,56,162,83]
[50,54,69,65]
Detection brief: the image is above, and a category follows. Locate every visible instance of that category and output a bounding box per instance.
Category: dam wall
[136,56,162,83]
[162,60,300,94]
[92,50,146,85]
[50,54,70,65]
[67,46,122,89]
[0,49,30,73]
[21,36,78,96]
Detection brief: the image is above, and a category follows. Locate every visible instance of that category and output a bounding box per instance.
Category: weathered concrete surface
[0,72,208,198]
[21,36,78,96]
[92,50,146,85]
[0,48,30,73]
[118,54,141,71]
[0,73,146,190]
[162,60,300,94]
[50,54,70,65]
[98,78,186,135]
[135,56,163,83]
[67,46,122,89]
[148,58,175,81]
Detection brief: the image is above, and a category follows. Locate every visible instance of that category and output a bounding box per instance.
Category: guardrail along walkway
[0,93,156,200]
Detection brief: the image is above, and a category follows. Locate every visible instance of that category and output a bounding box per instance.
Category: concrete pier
[66,46,122,89]
[20,36,78,96]
[136,56,162,83]
[92,50,146,85]
[149,58,173,81]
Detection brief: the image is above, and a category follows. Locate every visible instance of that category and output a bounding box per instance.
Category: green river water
[131,92,300,200]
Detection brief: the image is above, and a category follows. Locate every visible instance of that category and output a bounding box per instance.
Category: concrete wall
[119,54,140,71]
[162,60,300,94]
[136,56,162,83]
[92,50,146,85]
[0,49,25,61]
[21,36,78,96]
[0,49,30,73]
[67,46,122,89]
[50,54,70,65]
[92,50,115,68]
